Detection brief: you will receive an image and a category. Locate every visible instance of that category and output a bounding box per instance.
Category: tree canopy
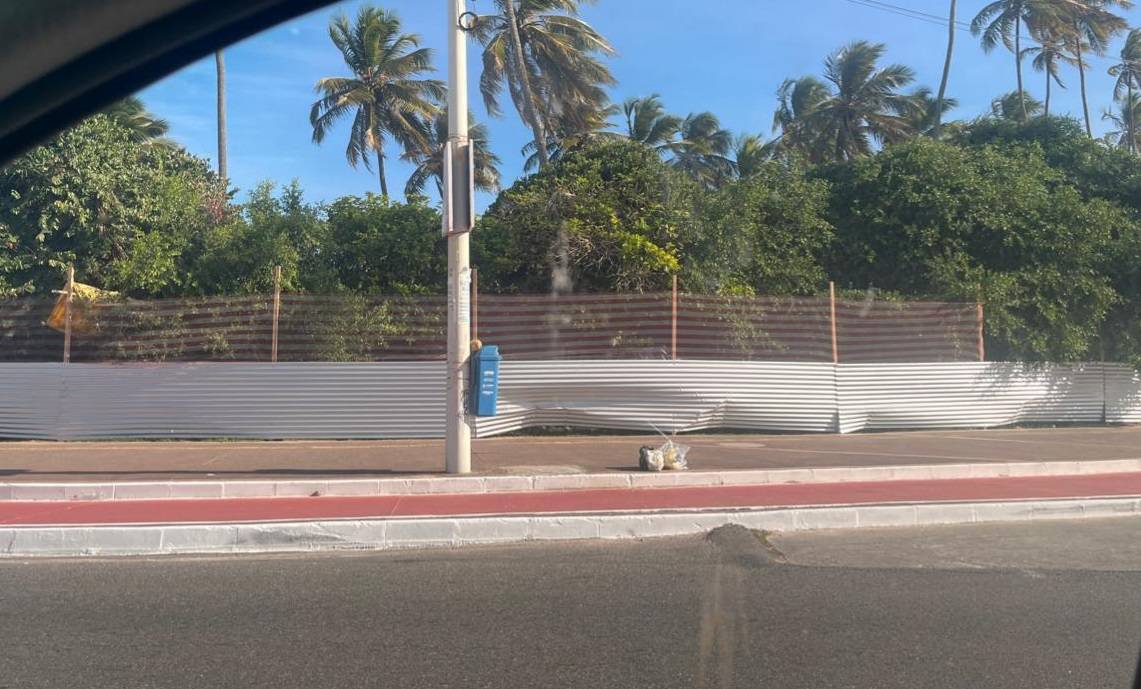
[9,0,1141,366]
[0,115,226,297]
[474,138,698,293]
[820,137,1134,361]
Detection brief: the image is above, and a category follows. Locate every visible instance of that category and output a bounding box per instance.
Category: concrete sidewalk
[6,470,1141,556]
[8,471,1141,526]
[6,425,1141,557]
[4,425,1141,482]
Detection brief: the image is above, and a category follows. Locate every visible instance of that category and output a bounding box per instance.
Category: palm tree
[1108,28,1141,153]
[403,109,501,197]
[734,134,773,179]
[771,76,830,160]
[102,97,172,145]
[310,7,444,197]
[1059,0,1130,136]
[489,0,548,167]
[623,94,681,150]
[990,90,1046,119]
[935,0,958,136]
[971,0,1059,122]
[1023,23,1074,116]
[543,92,619,146]
[907,87,959,135]
[520,99,619,171]
[666,112,735,187]
[1103,91,1141,152]
[780,41,917,163]
[215,51,227,180]
[475,0,615,171]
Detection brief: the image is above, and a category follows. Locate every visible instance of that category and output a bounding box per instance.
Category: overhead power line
[839,0,1141,70]
[845,0,971,30]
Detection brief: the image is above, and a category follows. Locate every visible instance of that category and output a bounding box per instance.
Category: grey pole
[445,0,473,474]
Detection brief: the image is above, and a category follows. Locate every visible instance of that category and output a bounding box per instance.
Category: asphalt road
[4,519,1141,689]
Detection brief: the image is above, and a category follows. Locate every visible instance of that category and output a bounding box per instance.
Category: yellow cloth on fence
[46,282,119,334]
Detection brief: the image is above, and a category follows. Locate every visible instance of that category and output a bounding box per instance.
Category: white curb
[5,457,1141,502]
[4,496,1140,557]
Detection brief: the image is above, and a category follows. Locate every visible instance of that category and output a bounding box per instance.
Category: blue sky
[139,0,1141,208]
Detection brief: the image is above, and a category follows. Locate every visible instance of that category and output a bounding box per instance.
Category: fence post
[471,268,479,343]
[62,264,74,364]
[1099,334,1107,423]
[829,281,839,364]
[976,302,985,362]
[271,265,281,363]
[671,274,678,360]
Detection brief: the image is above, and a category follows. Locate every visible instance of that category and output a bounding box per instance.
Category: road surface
[3,518,1141,688]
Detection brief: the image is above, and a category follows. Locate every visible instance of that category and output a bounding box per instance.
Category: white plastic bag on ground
[660,439,689,471]
[639,445,665,471]
[639,440,689,471]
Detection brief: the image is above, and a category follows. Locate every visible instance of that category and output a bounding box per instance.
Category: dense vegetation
[4,1,1141,364]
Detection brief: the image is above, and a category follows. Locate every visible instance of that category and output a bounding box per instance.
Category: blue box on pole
[471,345,501,417]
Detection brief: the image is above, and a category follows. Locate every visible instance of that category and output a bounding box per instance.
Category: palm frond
[401,109,502,197]
[775,41,916,162]
[476,0,615,169]
[311,8,445,194]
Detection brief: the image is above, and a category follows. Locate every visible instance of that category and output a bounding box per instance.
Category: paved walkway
[5,472,1141,526]
[2,425,1141,482]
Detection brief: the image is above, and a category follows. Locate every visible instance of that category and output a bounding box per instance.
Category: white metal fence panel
[836,363,1106,433]
[0,364,63,440]
[473,361,838,437]
[0,362,444,439]
[1,361,1138,440]
[1105,364,1141,423]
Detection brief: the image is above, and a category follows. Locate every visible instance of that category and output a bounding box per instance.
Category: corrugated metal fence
[0,361,1135,440]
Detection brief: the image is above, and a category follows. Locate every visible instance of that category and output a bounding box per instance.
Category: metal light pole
[445,0,474,474]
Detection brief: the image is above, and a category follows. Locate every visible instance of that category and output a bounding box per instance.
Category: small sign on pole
[451,266,471,326]
[441,139,475,237]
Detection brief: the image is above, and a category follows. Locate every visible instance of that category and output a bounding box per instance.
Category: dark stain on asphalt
[704,523,780,568]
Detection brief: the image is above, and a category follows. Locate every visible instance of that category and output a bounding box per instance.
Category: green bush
[820,138,1134,361]
[474,138,700,293]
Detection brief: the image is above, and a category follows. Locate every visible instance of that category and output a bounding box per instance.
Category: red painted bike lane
[4,472,1141,526]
